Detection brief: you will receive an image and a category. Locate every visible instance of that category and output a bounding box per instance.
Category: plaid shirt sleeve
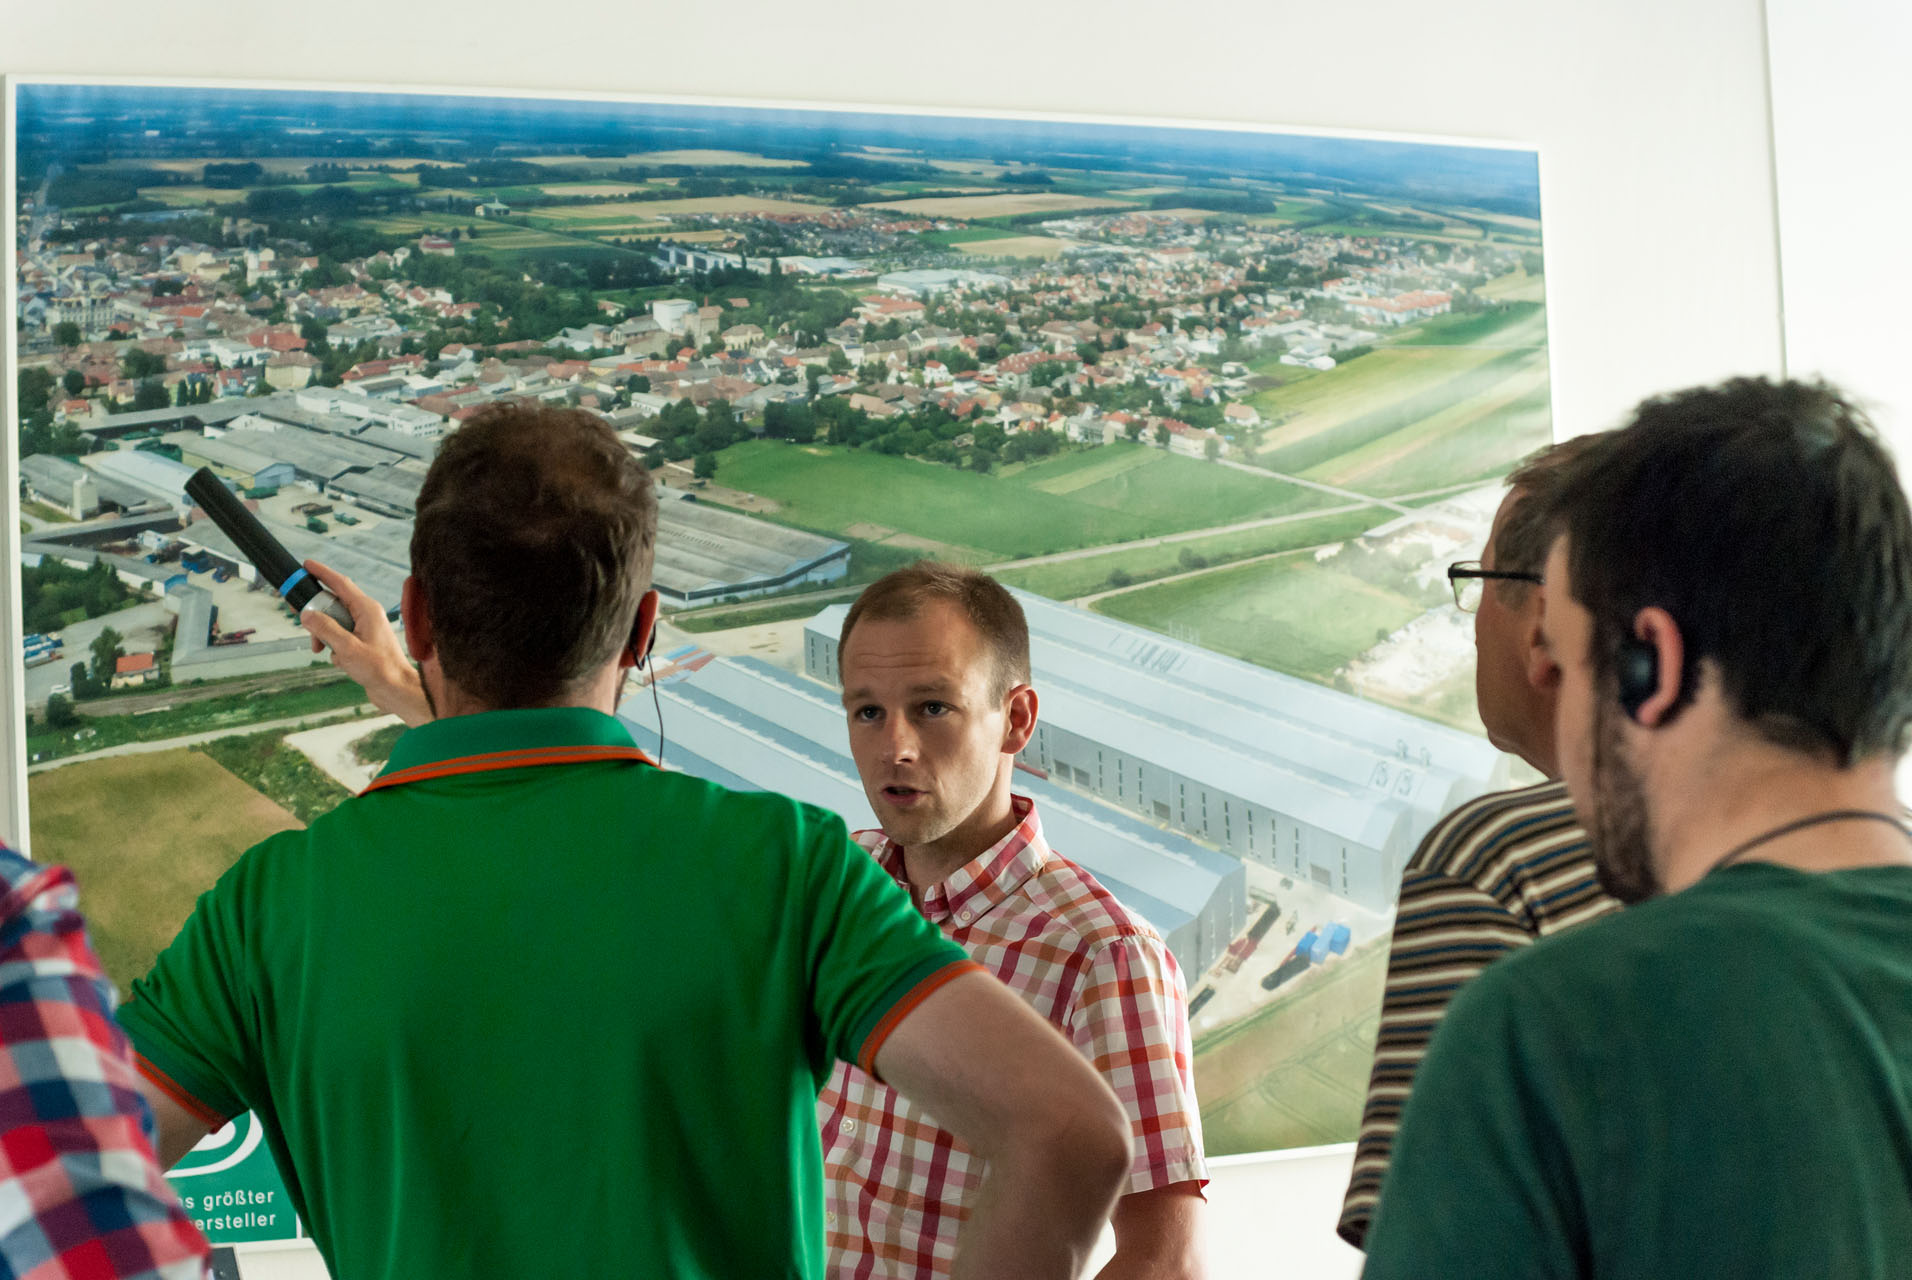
[0,846,210,1280]
[1065,930,1207,1195]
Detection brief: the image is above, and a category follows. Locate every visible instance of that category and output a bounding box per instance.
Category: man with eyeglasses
[1337,433,1621,1249]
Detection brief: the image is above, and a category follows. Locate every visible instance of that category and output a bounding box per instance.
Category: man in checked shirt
[823,562,1206,1279]
[0,841,208,1278]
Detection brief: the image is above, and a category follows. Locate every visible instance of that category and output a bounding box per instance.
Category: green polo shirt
[122,707,972,1278]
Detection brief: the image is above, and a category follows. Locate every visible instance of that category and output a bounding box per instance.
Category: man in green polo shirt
[122,401,1131,1279]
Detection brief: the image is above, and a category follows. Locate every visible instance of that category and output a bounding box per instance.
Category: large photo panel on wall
[8,77,1548,1185]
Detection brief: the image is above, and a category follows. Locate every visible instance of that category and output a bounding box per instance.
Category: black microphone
[183,467,355,633]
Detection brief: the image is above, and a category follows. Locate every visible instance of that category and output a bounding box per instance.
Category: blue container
[1327,923,1352,955]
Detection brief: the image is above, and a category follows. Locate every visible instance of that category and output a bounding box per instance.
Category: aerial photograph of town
[10,79,1550,1200]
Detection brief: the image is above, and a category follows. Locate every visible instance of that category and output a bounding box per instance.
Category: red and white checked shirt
[818,796,1205,1278]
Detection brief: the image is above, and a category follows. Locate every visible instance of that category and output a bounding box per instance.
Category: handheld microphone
[183,467,355,634]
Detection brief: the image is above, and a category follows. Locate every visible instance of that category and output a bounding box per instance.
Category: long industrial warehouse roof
[808,589,1506,848]
[652,493,848,598]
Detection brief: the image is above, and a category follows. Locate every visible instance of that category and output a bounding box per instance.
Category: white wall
[1766,0,1912,447]
[2,1,1804,1275]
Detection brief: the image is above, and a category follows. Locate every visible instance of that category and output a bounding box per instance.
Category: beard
[1588,695,1662,904]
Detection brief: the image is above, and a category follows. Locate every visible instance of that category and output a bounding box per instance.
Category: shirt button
[825,1211,837,1225]
[957,908,975,923]
[840,1118,856,1134]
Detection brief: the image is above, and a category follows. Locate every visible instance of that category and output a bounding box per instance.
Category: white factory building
[805,591,1508,912]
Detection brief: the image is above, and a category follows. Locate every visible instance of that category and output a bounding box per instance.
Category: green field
[1301,365,1552,496]
[1394,301,1546,348]
[712,441,1336,560]
[994,507,1381,600]
[916,227,1022,248]
[1195,940,1387,1153]
[27,750,299,990]
[1094,551,1432,682]
[1477,266,1547,302]
[27,679,370,762]
[1253,347,1546,481]
[196,729,353,826]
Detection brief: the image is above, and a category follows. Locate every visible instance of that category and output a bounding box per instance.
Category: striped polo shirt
[1339,779,1620,1248]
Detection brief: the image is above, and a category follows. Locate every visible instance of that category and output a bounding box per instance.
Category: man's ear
[1522,594,1560,693]
[619,589,662,669]
[1002,684,1039,755]
[399,576,433,665]
[1629,606,1687,729]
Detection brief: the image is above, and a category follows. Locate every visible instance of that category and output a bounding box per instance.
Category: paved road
[27,707,374,775]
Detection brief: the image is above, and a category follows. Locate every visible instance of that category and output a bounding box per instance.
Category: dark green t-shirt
[1365,861,1912,1278]
[121,708,971,1279]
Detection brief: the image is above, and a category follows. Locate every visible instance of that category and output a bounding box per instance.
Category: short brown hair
[1491,432,1610,598]
[410,399,657,708]
[839,562,1031,696]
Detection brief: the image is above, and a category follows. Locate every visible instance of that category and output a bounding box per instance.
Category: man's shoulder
[1023,852,1170,959]
[1407,781,1590,886]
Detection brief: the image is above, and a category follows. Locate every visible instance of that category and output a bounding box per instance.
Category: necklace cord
[1705,809,1912,878]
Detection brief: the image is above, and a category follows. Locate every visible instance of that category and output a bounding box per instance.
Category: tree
[68,661,97,701]
[132,379,170,412]
[826,346,851,375]
[1124,419,1145,443]
[90,628,124,689]
[1152,423,1170,448]
[1204,436,1222,462]
[693,452,719,481]
[624,374,651,394]
[62,369,86,398]
[121,348,168,380]
[52,321,82,347]
[43,693,79,730]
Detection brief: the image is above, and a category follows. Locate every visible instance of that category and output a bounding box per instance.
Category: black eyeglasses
[1447,560,1541,613]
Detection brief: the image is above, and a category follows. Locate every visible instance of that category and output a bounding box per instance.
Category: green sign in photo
[166,1113,302,1245]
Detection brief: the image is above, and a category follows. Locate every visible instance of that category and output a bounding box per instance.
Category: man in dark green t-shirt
[1365,378,1912,1278]
[123,402,1131,1279]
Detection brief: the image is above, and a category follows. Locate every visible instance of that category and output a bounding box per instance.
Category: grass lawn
[1094,552,1430,683]
[1301,362,1552,496]
[994,507,1381,600]
[1194,940,1387,1153]
[916,227,1022,247]
[27,679,369,763]
[1253,347,1539,477]
[712,441,1333,560]
[196,729,352,827]
[1393,301,1546,348]
[1006,442,1336,525]
[27,750,300,990]
[1477,267,1547,302]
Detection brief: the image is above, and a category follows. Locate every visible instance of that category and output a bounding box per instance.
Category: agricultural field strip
[1301,357,1551,490]
[1073,543,1324,606]
[985,500,1373,569]
[1216,458,1415,516]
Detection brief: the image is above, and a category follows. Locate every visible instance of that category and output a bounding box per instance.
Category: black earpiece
[1616,638,1659,720]
[631,624,656,668]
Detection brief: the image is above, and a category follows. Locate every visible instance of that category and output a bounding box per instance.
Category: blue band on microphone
[277,567,310,599]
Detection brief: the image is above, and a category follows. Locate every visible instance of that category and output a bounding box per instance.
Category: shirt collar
[874,795,1049,926]
[372,707,646,788]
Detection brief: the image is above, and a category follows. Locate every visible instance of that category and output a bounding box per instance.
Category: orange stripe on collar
[361,743,656,795]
